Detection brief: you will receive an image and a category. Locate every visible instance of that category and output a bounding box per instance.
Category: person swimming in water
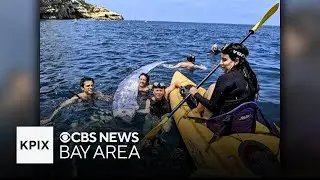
[142,81,180,135]
[40,77,113,125]
[211,43,221,55]
[166,55,207,70]
[138,73,153,94]
[137,73,153,110]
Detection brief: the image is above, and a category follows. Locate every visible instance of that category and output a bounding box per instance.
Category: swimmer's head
[152,82,166,100]
[212,43,218,50]
[187,55,195,63]
[139,73,149,87]
[80,77,94,95]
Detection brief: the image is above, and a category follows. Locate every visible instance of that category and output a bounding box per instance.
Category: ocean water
[40,19,280,177]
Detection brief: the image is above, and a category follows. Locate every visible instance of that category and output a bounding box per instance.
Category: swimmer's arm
[170,63,182,68]
[165,82,180,100]
[40,96,78,125]
[193,64,207,70]
[145,99,150,114]
[95,91,113,101]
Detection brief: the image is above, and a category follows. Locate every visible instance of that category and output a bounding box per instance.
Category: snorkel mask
[153,82,166,89]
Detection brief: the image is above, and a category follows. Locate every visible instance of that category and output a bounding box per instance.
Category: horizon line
[121,19,280,27]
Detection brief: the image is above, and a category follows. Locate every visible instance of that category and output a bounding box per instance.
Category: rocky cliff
[40,0,124,21]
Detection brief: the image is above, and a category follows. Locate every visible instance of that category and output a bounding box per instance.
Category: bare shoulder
[179,62,188,66]
[72,93,87,101]
[63,95,80,105]
[78,92,86,98]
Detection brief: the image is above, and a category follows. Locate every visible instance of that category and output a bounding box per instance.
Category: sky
[86,0,280,26]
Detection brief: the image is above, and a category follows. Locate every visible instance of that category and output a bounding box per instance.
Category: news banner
[16,127,140,164]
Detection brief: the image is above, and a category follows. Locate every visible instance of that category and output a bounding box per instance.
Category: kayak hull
[169,71,280,177]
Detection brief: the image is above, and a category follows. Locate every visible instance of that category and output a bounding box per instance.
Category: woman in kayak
[189,42,259,119]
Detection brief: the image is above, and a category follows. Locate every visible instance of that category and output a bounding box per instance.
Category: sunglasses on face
[153,82,166,88]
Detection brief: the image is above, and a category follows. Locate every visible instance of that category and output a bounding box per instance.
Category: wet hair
[139,73,150,85]
[221,43,259,100]
[80,76,94,88]
[187,55,195,63]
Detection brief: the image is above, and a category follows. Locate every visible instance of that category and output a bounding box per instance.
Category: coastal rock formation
[40,0,124,20]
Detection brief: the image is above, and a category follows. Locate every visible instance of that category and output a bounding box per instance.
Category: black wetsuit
[194,68,255,117]
[149,97,171,119]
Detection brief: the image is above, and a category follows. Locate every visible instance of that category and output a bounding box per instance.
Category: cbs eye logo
[59,132,97,143]
[60,132,71,143]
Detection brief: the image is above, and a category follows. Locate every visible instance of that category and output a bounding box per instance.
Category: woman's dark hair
[222,43,259,100]
[139,73,150,85]
[80,76,94,88]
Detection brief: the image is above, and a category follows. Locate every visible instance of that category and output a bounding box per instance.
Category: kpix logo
[16,127,54,164]
[20,140,49,150]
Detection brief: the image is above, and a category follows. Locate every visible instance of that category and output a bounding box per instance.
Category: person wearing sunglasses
[167,55,207,70]
[189,43,259,119]
[142,81,180,136]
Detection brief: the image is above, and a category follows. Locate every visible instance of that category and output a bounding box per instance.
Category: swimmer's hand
[193,64,207,70]
[104,94,113,101]
[136,109,148,114]
[199,65,207,70]
[96,91,113,101]
[174,81,182,88]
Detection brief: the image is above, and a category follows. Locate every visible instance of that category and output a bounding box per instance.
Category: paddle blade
[251,2,279,32]
[146,116,169,138]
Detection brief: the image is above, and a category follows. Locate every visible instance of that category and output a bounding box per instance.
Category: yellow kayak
[169,71,280,177]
